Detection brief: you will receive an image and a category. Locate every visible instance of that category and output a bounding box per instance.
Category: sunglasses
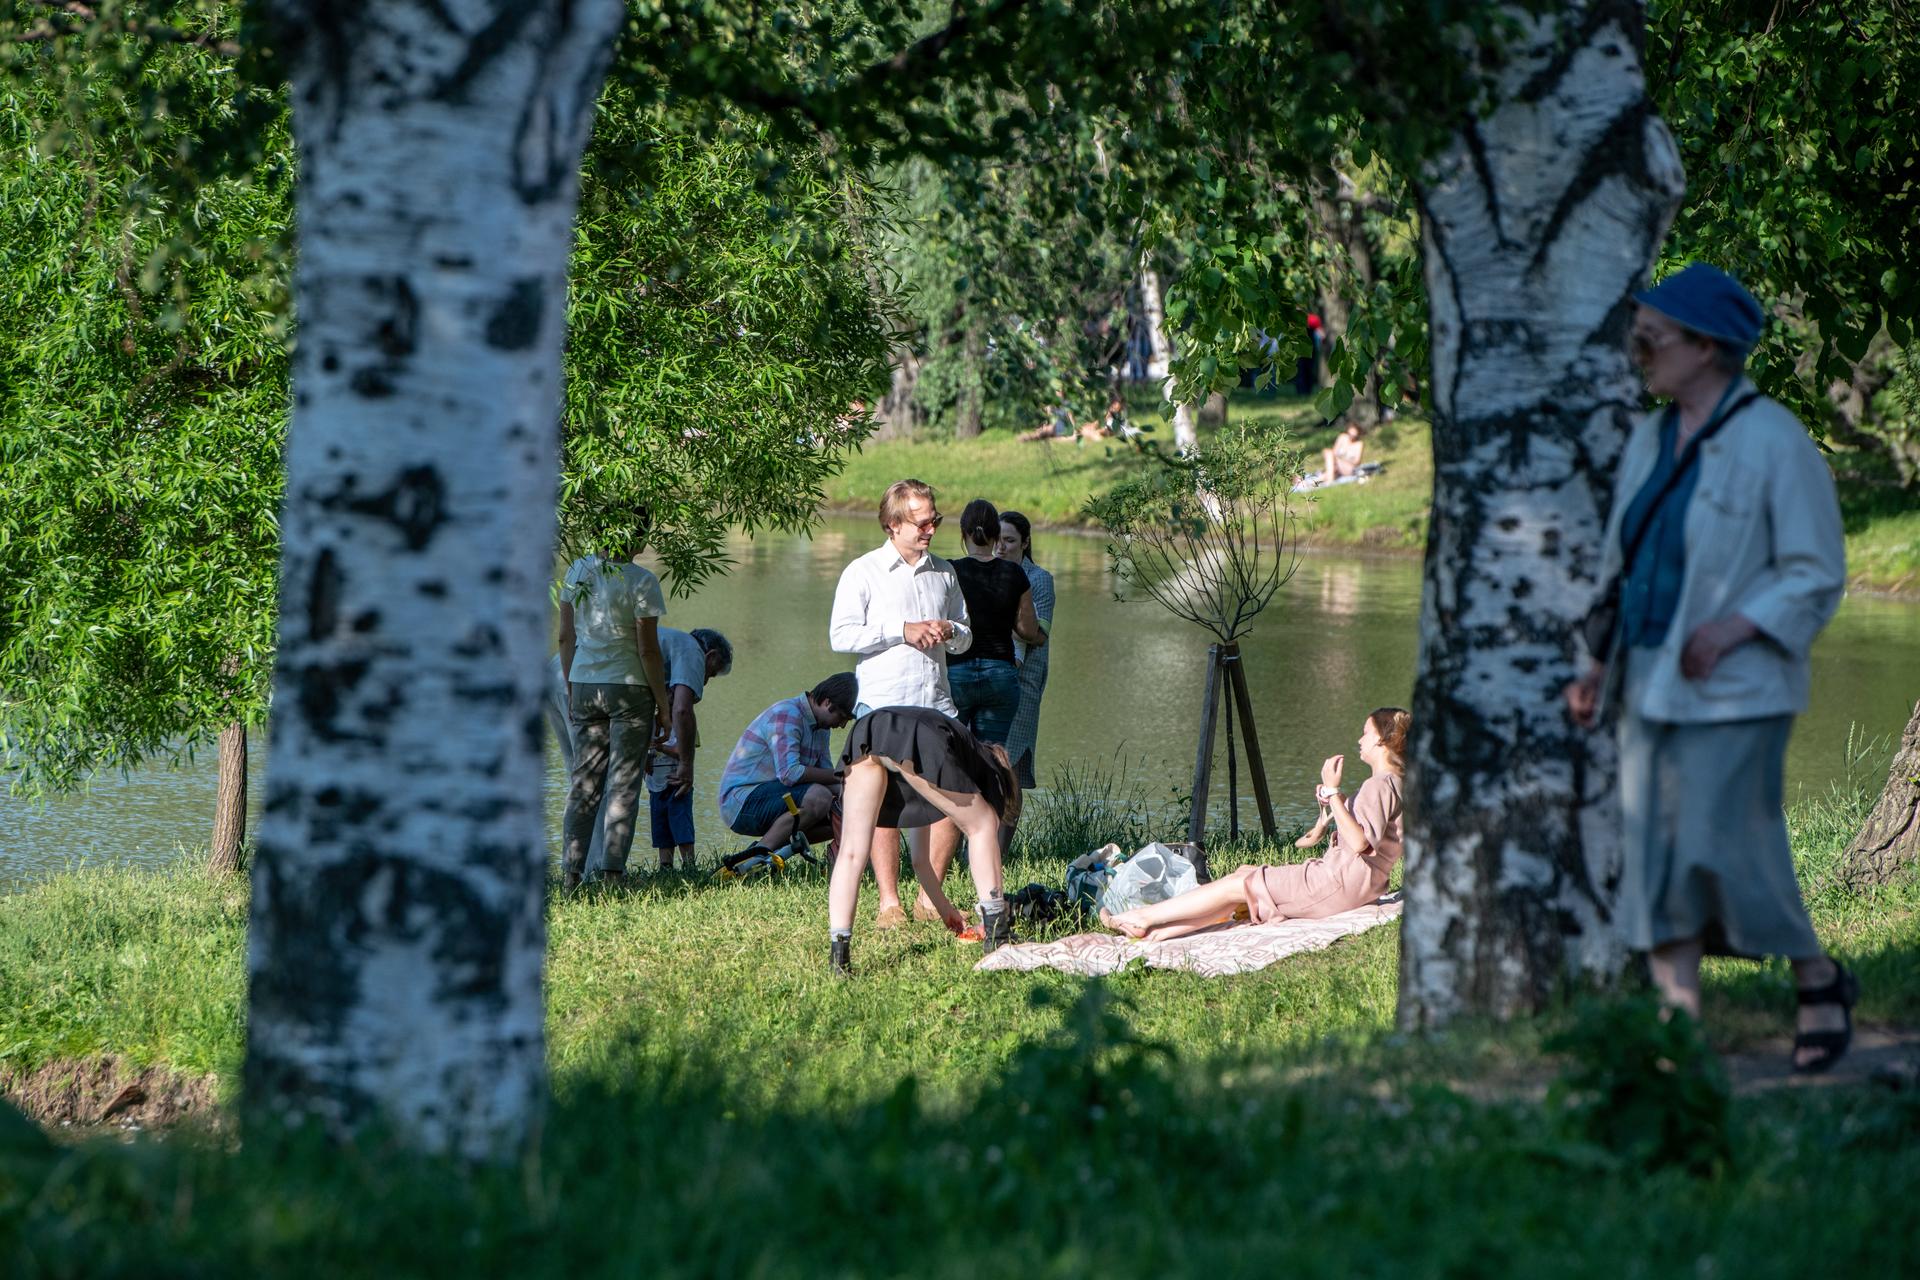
[1629,330,1683,363]
[904,514,944,533]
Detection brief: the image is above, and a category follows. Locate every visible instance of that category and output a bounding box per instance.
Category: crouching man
[719,673,859,861]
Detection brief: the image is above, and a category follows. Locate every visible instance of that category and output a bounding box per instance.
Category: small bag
[1580,391,1760,665]
[1066,844,1124,915]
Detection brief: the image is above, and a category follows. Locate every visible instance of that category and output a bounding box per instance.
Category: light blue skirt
[1615,648,1822,959]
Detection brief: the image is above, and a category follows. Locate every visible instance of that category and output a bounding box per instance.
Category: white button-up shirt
[829,543,973,716]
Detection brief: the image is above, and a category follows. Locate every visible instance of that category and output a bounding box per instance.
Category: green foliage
[560,100,898,588]
[1545,997,1733,1178]
[1649,0,1919,456]
[0,2,905,790]
[0,2,288,793]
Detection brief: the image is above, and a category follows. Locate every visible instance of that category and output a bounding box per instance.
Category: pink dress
[1246,774,1403,922]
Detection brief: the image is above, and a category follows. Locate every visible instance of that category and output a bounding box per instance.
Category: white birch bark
[244,0,624,1157]
[1140,266,1197,452]
[1398,0,1685,1027]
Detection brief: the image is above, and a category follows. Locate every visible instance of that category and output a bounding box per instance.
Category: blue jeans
[948,660,1021,746]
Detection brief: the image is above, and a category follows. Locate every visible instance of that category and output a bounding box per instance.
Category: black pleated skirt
[840,706,1012,828]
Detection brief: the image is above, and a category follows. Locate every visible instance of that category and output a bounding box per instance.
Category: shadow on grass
[9,984,1920,1277]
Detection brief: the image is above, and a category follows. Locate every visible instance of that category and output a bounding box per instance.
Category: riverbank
[4,783,1920,1272]
[831,391,1920,595]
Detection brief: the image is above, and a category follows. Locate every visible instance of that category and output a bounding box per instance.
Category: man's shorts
[649,786,696,848]
[728,780,820,837]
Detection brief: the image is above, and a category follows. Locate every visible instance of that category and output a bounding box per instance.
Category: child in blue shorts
[648,731,697,871]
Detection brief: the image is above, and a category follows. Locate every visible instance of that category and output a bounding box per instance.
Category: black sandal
[1792,962,1859,1075]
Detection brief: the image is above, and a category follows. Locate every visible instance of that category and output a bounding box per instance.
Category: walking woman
[1565,264,1853,1072]
[1101,708,1407,942]
[947,499,1046,747]
[557,524,673,890]
[827,707,1023,973]
[996,510,1054,788]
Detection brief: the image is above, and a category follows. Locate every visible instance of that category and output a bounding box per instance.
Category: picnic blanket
[974,893,1402,977]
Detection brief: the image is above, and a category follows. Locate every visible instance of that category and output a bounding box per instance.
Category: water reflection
[4,516,1916,885]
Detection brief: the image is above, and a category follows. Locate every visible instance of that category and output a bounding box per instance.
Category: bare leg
[1648,938,1705,1020]
[828,759,891,932]
[870,826,904,915]
[893,767,1004,922]
[1102,866,1254,939]
[759,785,834,851]
[1321,446,1336,478]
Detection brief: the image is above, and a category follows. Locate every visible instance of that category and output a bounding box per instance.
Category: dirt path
[1720,1025,1920,1095]
[2,1056,220,1133]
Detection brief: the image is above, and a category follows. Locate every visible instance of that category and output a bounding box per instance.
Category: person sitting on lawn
[1101,707,1408,942]
[720,673,859,863]
[827,706,1024,974]
[1322,421,1366,481]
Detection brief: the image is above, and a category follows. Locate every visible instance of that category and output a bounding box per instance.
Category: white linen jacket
[1593,379,1846,724]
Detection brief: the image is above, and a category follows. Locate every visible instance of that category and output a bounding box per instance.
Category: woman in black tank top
[948,499,1045,745]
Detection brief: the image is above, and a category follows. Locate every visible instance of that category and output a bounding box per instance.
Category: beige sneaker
[912,897,944,923]
[874,904,908,930]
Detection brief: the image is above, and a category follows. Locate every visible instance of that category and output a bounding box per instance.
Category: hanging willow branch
[1084,422,1304,642]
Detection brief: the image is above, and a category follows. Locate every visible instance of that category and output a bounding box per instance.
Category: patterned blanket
[974,894,1402,977]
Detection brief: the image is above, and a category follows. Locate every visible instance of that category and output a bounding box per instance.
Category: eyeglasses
[1629,330,1681,363]
[905,514,944,533]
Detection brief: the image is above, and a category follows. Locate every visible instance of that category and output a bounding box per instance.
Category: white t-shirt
[562,556,666,685]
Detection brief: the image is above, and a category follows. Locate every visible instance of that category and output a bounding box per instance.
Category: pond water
[5,515,1918,885]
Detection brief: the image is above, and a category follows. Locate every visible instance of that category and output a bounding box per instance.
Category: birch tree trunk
[1140,267,1197,452]
[1843,697,1920,887]
[244,0,624,1157]
[1398,1,1686,1027]
[207,720,247,875]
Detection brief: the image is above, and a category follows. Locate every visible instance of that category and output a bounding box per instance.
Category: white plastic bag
[1097,842,1200,915]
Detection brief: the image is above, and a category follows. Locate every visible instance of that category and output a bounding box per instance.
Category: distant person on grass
[828,706,1023,974]
[556,528,673,891]
[828,478,973,929]
[1565,263,1854,1074]
[720,673,859,864]
[647,625,734,873]
[995,510,1054,789]
[1101,708,1408,942]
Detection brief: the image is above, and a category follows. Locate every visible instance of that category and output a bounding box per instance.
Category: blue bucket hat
[1633,263,1764,350]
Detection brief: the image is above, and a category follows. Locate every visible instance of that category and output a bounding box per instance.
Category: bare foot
[1100,908,1148,939]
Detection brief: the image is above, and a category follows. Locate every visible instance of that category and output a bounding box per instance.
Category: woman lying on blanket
[1101,708,1409,942]
[828,707,1024,974]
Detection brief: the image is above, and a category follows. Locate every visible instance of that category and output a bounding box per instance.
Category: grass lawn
[4,778,1920,1275]
[830,389,1435,552]
[833,389,1920,593]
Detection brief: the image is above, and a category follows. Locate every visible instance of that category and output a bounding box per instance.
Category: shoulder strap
[1618,390,1762,575]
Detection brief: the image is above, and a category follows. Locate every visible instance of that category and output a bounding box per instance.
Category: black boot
[979,903,1012,955]
[830,935,852,975]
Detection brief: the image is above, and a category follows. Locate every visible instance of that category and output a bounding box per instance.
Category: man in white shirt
[828,479,972,928]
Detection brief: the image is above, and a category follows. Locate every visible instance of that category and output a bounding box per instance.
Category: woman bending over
[1102,708,1408,942]
[828,706,1024,973]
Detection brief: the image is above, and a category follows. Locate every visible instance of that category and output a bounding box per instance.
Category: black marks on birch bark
[350,275,419,399]
[1514,0,1644,104]
[308,548,343,640]
[1461,119,1516,249]
[298,657,374,742]
[1529,100,1653,274]
[484,279,545,350]
[319,466,450,550]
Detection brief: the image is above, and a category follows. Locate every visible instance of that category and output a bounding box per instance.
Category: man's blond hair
[879,478,936,531]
